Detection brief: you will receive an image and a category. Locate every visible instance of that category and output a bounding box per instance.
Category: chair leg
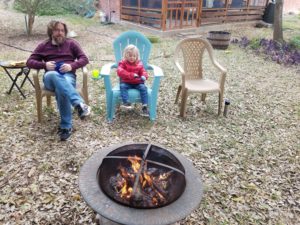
[82,88,89,105]
[149,95,157,121]
[201,93,207,102]
[109,95,118,122]
[36,93,43,123]
[218,92,223,116]
[46,96,51,107]
[180,88,188,117]
[175,85,182,104]
[107,102,113,122]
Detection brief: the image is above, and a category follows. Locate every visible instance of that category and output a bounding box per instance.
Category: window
[122,0,138,7]
[141,0,162,8]
[249,0,266,6]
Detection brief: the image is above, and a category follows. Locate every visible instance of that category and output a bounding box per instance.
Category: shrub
[249,38,260,50]
[233,37,300,66]
[289,36,300,49]
[147,36,160,44]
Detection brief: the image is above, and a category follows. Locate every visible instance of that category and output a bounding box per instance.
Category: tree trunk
[27,13,35,36]
[273,0,284,43]
[15,0,43,37]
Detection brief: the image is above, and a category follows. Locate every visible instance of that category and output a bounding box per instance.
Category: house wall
[283,0,300,14]
[99,0,120,22]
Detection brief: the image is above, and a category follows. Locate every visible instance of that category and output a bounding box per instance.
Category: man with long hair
[27,20,90,141]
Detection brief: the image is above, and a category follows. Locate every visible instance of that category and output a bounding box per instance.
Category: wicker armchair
[174,38,227,117]
[32,67,89,122]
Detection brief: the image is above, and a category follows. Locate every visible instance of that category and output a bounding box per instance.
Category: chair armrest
[206,41,227,85]
[81,66,88,104]
[32,69,41,92]
[100,63,117,76]
[174,61,185,76]
[212,60,226,74]
[100,63,117,93]
[81,66,88,86]
[82,66,88,75]
[147,64,164,77]
[147,64,164,92]
[218,68,226,92]
[211,60,226,90]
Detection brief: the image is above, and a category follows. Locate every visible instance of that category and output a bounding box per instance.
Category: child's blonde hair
[123,44,140,61]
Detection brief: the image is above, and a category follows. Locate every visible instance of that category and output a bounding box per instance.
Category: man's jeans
[120,83,148,105]
[43,71,83,129]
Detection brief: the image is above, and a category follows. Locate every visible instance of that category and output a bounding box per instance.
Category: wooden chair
[32,67,89,122]
[174,38,227,117]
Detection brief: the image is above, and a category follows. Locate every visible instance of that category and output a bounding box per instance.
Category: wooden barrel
[207,31,231,50]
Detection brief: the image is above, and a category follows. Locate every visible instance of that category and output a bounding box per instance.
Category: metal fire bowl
[79,143,203,225]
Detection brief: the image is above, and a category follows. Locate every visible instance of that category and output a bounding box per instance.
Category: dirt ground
[0,5,299,225]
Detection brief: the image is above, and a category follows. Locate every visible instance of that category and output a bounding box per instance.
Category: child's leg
[120,83,131,103]
[136,84,148,105]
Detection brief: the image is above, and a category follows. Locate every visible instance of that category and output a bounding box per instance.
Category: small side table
[0,61,34,98]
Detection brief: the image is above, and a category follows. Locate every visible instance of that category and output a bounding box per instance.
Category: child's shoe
[141,105,149,117]
[121,102,133,109]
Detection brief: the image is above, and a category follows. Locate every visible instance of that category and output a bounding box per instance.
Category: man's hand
[46,61,56,71]
[60,64,72,73]
[141,76,146,81]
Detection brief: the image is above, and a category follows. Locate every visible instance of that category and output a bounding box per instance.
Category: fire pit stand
[79,143,203,225]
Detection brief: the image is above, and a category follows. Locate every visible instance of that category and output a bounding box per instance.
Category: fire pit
[79,143,203,225]
[99,144,186,208]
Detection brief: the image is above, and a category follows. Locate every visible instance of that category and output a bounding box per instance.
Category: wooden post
[225,0,229,22]
[180,0,185,28]
[120,0,123,19]
[138,0,141,24]
[162,0,167,31]
[197,0,202,27]
[246,0,250,20]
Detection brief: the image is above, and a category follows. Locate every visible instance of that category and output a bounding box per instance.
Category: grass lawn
[0,7,299,225]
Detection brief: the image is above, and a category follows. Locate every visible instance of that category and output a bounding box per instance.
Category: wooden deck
[120,0,269,31]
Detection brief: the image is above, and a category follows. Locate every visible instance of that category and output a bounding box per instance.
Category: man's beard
[53,36,65,45]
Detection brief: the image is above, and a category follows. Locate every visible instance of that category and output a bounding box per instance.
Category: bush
[289,36,300,49]
[232,37,300,66]
[249,38,260,50]
[147,36,160,44]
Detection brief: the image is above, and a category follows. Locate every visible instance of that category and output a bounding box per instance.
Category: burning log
[107,154,179,208]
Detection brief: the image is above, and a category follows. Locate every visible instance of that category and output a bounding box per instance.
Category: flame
[143,172,152,186]
[120,183,127,197]
[120,182,133,199]
[128,156,141,173]
[113,155,169,206]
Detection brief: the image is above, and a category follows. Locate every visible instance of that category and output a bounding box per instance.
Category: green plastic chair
[100,30,164,122]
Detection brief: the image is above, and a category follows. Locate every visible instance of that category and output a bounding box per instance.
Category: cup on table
[92,69,100,79]
[55,61,64,74]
